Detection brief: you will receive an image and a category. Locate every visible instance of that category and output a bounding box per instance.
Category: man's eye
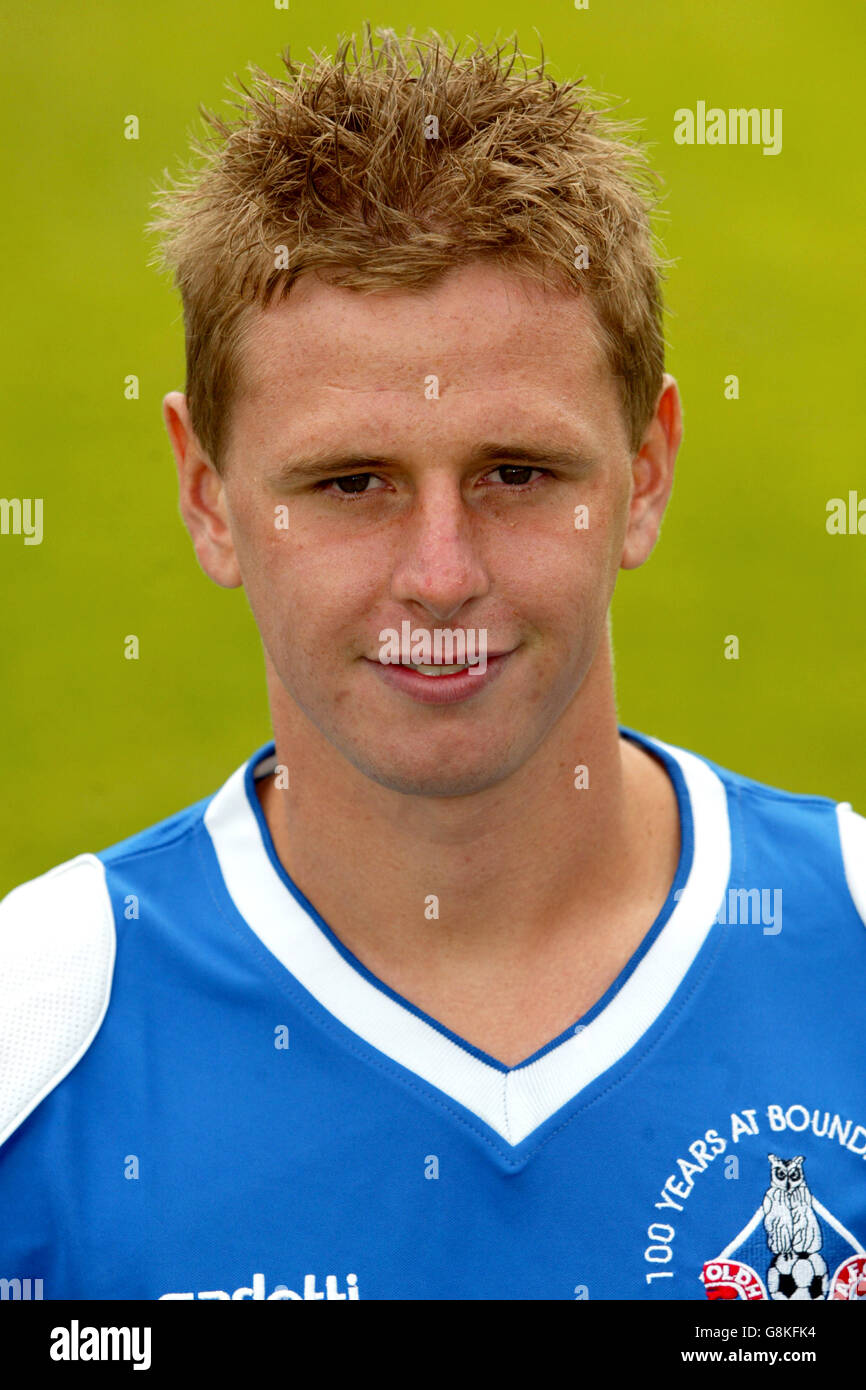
[319,473,386,498]
[488,465,544,487]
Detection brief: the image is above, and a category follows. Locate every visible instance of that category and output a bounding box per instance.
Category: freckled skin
[183,267,646,797]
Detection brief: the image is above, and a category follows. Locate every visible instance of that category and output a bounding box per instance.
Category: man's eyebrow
[267,442,596,485]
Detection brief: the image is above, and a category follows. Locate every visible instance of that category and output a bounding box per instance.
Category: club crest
[701,1155,866,1300]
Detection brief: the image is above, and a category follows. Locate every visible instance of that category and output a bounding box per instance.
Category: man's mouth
[364,649,513,704]
[405,663,472,677]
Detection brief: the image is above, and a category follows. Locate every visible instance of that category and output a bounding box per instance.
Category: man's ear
[620,374,683,571]
[162,391,242,589]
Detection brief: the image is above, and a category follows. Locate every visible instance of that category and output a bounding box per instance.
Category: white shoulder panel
[837,803,866,928]
[0,853,116,1150]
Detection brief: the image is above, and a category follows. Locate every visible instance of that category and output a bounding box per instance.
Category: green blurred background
[1,0,863,894]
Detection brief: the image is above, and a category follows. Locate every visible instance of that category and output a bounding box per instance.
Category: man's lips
[363,651,514,664]
[362,650,515,705]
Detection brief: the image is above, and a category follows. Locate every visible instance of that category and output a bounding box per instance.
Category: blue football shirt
[1,727,865,1301]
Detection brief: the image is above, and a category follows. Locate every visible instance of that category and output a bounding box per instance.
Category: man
[1,27,864,1302]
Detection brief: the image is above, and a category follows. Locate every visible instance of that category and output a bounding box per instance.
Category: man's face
[215,260,649,796]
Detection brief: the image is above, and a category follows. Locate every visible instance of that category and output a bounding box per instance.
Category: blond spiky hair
[149,24,668,470]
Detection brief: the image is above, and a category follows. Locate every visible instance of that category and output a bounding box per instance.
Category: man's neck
[255,655,681,1066]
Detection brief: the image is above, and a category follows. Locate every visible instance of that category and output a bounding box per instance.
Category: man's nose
[389,481,490,620]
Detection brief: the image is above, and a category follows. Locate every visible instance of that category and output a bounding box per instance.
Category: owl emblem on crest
[762,1155,827,1299]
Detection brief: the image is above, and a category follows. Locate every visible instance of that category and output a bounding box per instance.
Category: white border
[0,854,116,1149]
[837,803,866,927]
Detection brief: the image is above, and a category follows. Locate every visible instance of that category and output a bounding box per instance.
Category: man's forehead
[238,262,611,394]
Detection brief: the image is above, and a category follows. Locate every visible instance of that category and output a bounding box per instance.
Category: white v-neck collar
[203,734,730,1147]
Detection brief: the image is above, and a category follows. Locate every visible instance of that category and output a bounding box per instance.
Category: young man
[1,29,864,1303]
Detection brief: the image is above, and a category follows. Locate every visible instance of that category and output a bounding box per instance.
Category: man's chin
[343,745,519,799]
